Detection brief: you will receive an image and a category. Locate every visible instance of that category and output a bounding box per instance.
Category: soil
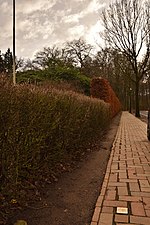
[7,113,121,225]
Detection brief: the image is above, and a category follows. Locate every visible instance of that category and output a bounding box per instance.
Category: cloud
[62,0,105,24]
[63,14,81,24]
[85,0,106,14]
[0,0,110,58]
[16,0,56,14]
[0,2,10,13]
[85,21,105,48]
[68,25,85,38]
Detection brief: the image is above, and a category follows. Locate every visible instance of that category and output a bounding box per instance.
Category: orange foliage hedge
[90,77,121,117]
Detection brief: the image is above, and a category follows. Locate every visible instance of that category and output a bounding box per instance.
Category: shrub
[0,75,110,202]
[17,66,91,95]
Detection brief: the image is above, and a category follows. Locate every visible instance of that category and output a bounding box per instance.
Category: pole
[129,88,132,113]
[13,0,16,85]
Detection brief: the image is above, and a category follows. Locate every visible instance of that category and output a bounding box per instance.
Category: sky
[0,0,111,59]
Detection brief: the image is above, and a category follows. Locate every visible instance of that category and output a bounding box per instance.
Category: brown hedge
[90,77,121,117]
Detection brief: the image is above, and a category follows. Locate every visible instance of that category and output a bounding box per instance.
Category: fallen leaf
[10,199,17,204]
[14,220,28,225]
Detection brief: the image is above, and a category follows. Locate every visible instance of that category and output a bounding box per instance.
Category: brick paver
[90,112,150,225]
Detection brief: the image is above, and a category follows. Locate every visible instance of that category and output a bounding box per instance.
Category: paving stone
[90,222,97,225]
[119,172,127,179]
[136,168,145,174]
[130,215,150,225]
[115,214,128,223]
[101,206,113,213]
[108,182,127,187]
[98,213,113,225]
[145,209,150,217]
[92,207,101,222]
[103,200,127,207]
[120,179,138,183]
[109,173,118,182]
[111,169,126,173]
[131,191,150,197]
[116,224,140,225]
[134,158,141,164]
[100,187,106,196]
[142,197,150,210]
[118,186,128,195]
[105,190,116,200]
[107,186,116,191]
[136,176,147,180]
[139,180,150,188]
[141,187,150,192]
[111,163,119,170]
[119,196,142,202]
[131,202,146,216]
[129,182,140,192]
[96,196,103,207]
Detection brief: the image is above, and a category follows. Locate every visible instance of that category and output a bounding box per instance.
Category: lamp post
[129,88,132,113]
[13,0,16,85]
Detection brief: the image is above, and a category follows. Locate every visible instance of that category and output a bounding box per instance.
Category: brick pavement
[90,112,150,225]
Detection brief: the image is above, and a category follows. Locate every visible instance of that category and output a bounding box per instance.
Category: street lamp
[13,0,16,85]
[129,88,132,113]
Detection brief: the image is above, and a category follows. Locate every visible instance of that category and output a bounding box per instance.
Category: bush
[16,70,45,83]
[17,66,91,95]
[0,75,110,202]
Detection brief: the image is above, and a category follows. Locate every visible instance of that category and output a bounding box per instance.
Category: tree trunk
[135,81,140,117]
[145,83,149,109]
[148,79,150,107]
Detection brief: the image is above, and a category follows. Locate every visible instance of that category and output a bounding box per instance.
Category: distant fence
[90,77,121,117]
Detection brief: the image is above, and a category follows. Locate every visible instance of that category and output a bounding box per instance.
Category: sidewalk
[91,112,150,225]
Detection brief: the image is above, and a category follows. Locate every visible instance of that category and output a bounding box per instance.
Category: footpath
[91,111,150,225]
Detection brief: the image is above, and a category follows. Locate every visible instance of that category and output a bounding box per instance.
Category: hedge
[0,75,110,202]
[90,77,121,117]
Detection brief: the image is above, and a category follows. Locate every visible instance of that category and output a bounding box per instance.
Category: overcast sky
[0,0,111,59]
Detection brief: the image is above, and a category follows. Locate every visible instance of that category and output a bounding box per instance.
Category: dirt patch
[7,113,121,225]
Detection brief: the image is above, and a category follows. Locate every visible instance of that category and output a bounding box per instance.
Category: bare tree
[93,48,134,109]
[34,45,76,70]
[21,58,38,71]
[34,46,61,69]
[101,0,150,117]
[65,38,93,70]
